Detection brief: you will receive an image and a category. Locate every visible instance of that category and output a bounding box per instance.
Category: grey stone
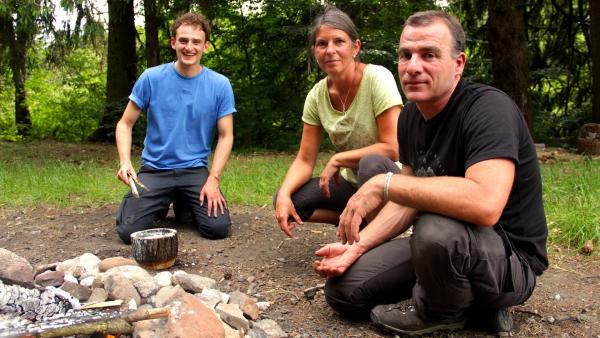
[103,265,159,298]
[56,252,101,278]
[104,274,141,306]
[216,303,249,331]
[253,319,287,338]
[60,281,92,301]
[0,248,34,286]
[34,270,65,287]
[172,272,216,293]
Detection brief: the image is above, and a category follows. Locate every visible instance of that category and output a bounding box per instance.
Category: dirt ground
[1,202,599,337]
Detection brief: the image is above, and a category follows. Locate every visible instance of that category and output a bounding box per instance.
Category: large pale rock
[228,291,259,320]
[104,274,141,306]
[216,303,249,331]
[0,248,34,286]
[79,275,95,288]
[165,293,225,338]
[56,253,101,278]
[99,256,137,272]
[153,271,173,287]
[155,285,187,308]
[197,288,224,309]
[172,272,216,293]
[103,265,159,298]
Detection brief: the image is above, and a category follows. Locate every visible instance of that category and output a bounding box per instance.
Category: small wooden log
[131,228,178,270]
[35,307,170,338]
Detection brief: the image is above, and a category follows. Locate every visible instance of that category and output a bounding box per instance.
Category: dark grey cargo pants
[116,166,231,244]
[324,213,537,321]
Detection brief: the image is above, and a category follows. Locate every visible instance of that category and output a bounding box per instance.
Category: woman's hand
[319,156,341,198]
[275,194,303,237]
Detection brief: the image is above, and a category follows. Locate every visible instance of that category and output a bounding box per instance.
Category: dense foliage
[0,0,594,149]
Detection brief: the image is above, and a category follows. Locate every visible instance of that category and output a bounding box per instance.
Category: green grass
[1,141,598,249]
[541,157,600,250]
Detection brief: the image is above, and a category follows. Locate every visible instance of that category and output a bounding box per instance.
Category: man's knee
[324,277,372,319]
[196,216,231,239]
[412,213,468,262]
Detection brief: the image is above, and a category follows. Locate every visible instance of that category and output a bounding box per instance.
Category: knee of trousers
[116,209,152,245]
[196,217,231,239]
[411,213,470,265]
[272,187,314,222]
[324,277,372,319]
[357,155,399,186]
[116,219,138,245]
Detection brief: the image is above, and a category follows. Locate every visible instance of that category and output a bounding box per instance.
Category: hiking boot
[467,307,513,334]
[370,301,466,336]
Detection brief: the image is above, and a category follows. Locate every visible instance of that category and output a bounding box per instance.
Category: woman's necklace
[336,62,357,113]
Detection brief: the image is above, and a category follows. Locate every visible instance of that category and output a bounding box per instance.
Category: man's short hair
[171,12,211,42]
[404,10,465,57]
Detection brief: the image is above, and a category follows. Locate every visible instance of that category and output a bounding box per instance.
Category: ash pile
[0,248,287,338]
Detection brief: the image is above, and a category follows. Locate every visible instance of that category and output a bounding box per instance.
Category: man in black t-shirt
[311,10,548,336]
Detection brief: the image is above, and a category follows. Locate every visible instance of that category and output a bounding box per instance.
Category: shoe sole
[371,312,466,336]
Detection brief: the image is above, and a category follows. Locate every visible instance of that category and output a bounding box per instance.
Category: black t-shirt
[398,79,548,275]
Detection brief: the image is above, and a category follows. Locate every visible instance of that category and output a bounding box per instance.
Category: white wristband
[383,172,393,201]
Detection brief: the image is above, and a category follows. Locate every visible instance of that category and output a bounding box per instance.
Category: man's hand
[319,157,341,198]
[275,194,303,237]
[200,175,227,217]
[117,163,136,186]
[338,174,388,244]
[312,242,366,277]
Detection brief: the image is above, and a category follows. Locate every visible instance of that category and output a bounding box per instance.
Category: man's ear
[170,36,176,50]
[455,52,466,77]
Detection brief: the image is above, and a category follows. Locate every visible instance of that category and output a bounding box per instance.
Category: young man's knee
[116,222,136,244]
[197,219,231,239]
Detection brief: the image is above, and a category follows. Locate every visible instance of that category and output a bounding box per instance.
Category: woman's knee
[357,155,399,186]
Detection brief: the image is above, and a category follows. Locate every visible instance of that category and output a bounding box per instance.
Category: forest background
[0,0,598,149]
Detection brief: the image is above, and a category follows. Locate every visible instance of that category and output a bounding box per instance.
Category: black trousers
[273,154,402,221]
[116,166,231,244]
[324,213,537,321]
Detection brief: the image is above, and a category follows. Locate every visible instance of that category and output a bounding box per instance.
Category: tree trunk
[144,0,160,67]
[487,0,534,133]
[591,0,600,123]
[94,0,137,141]
[1,4,33,136]
[13,20,30,136]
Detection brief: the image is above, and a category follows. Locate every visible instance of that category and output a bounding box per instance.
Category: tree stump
[131,228,178,270]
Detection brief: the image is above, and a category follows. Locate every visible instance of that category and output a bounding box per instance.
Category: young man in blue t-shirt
[115,12,236,244]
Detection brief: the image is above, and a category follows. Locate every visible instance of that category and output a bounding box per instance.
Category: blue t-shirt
[129,62,236,169]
